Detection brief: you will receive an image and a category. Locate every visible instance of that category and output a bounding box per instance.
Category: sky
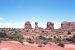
[0,0,75,29]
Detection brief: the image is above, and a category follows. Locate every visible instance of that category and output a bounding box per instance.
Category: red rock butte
[46,21,54,31]
[61,21,75,31]
[24,21,32,29]
[24,21,54,31]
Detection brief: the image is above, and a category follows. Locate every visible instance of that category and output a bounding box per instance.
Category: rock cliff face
[46,21,54,31]
[24,21,32,29]
[61,21,75,31]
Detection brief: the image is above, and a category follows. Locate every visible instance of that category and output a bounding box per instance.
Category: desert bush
[0,32,7,38]
[58,42,64,47]
[6,31,24,43]
[38,44,43,47]
[53,36,61,43]
[47,37,52,41]
[35,36,52,45]
[0,32,8,41]
[64,35,75,44]
[26,38,34,43]
[71,35,75,44]
[67,31,71,35]
[38,36,47,40]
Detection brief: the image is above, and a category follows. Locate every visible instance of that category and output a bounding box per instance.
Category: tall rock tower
[35,22,39,29]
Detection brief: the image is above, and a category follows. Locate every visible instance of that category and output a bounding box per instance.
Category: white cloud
[0,22,24,28]
[54,22,61,29]
[32,17,36,19]
[0,17,4,20]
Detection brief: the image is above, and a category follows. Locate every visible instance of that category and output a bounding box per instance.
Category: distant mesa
[61,21,75,32]
[0,21,75,32]
[24,21,75,32]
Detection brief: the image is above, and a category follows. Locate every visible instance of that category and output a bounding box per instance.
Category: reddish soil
[0,41,75,50]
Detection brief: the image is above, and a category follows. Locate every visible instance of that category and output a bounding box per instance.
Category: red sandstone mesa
[61,21,75,31]
[24,21,32,29]
[46,21,54,31]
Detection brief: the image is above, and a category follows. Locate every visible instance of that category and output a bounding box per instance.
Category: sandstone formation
[46,21,54,31]
[35,22,39,29]
[35,22,40,33]
[61,21,75,31]
[24,21,32,29]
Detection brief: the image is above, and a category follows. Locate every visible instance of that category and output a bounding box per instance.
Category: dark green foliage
[47,37,52,41]
[35,36,52,45]
[0,32,7,38]
[65,35,75,44]
[71,35,75,43]
[56,37,60,41]
[65,38,72,41]
[53,36,61,43]
[0,30,24,42]
[26,38,34,43]
[38,36,47,40]
[7,33,24,42]
[58,42,64,47]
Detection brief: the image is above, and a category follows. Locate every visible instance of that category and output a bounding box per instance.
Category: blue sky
[0,0,75,28]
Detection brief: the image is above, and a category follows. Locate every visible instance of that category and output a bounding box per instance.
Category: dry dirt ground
[0,41,75,50]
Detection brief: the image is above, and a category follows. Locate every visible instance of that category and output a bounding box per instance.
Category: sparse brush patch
[67,31,71,35]
[0,30,24,43]
[58,42,64,47]
[0,32,7,38]
[35,35,52,45]
[26,38,34,43]
[38,44,43,47]
[8,34,24,43]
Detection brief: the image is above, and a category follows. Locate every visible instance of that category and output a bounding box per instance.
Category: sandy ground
[0,41,75,50]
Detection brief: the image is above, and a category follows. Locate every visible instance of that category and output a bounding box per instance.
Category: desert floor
[0,41,75,50]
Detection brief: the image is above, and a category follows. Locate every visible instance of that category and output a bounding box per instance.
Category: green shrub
[0,32,7,38]
[26,38,34,43]
[7,32,24,43]
[35,36,51,45]
[58,42,64,47]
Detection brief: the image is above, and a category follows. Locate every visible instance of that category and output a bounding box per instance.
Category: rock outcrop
[35,22,40,33]
[46,21,54,31]
[35,22,39,29]
[61,21,75,31]
[24,21,32,29]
